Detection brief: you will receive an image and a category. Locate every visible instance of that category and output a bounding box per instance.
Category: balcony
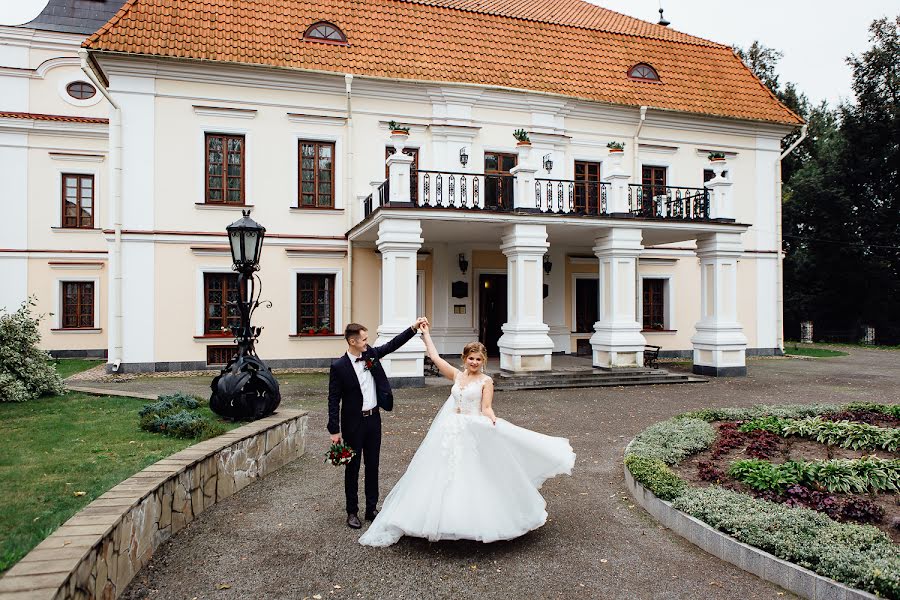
[365,170,712,221]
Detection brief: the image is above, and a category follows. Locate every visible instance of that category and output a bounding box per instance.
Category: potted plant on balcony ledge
[607,141,625,153]
[388,120,410,135]
[707,151,726,162]
[513,129,531,146]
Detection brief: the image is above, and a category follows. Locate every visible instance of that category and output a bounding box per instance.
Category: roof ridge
[82,0,142,49]
[392,0,727,48]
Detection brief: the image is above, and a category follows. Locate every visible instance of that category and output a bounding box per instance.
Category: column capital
[592,228,643,257]
[500,223,548,255]
[695,231,743,258]
[376,218,423,252]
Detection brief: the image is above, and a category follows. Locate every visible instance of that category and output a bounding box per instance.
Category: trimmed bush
[139,393,224,440]
[679,404,841,422]
[624,417,715,464]
[0,298,64,402]
[673,487,900,598]
[624,454,686,500]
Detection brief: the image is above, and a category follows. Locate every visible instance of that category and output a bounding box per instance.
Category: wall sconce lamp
[458,253,469,274]
[543,254,552,274]
[543,153,553,173]
[459,147,469,167]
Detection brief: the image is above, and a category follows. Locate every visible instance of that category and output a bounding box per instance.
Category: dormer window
[628,63,660,82]
[304,21,347,44]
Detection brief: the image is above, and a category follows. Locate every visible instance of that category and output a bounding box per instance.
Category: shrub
[624,454,686,500]
[138,393,223,440]
[730,456,900,494]
[624,417,715,464]
[138,392,200,417]
[0,298,64,402]
[673,487,900,598]
[679,404,840,422]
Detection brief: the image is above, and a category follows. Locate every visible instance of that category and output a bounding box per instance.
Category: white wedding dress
[359,373,576,547]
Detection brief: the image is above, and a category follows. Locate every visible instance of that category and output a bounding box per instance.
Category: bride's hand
[482,408,496,426]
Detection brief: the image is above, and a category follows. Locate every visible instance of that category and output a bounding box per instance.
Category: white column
[602,150,630,215]
[0,135,28,312]
[706,160,734,220]
[510,144,539,210]
[386,133,412,205]
[375,218,425,379]
[497,224,553,372]
[691,232,748,376]
[544,243,568,352]
[590,228,646,368]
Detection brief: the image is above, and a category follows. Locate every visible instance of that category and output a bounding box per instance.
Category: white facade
[2,28,795,379]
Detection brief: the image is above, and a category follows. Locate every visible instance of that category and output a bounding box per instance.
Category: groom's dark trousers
[327,327,417,515]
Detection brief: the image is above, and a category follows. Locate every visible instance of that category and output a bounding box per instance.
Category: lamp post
[209,210,281,420]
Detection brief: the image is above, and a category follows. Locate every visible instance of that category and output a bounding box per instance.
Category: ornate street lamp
[209,210,281,420]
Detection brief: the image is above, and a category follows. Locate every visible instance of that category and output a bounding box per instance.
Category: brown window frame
[642,278,666,331]
[61,281,95,329]
[484,151,517,209]
[574,277,599,333]
[61,173,94,229]
[641,165,667,198]
[628,63,660,82]
[297,273,336,335]
[574,160,603,213]
[66,81,96,100]
[203,273,241,335]
[303,21,347,45]
[205,133,245,205]
[206,345,236,367]
[298,140,336,208]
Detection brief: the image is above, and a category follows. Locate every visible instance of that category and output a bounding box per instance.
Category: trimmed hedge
[624,417,715,465]
[679,404,842,423]
[624,454,685,500]
[673,487,900,598]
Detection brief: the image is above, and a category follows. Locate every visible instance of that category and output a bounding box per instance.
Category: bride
[359,323,575,547]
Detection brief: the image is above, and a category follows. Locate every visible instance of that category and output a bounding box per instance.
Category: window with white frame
[297,273,336,334]
[61,281,95,328]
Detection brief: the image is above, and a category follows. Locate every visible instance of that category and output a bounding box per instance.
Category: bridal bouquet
[324,441,356,466]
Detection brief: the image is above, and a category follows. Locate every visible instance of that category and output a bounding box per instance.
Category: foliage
[729,456,900,494]
[840,497,886,524]
[757,484,841,520]
[606,141,625,150]
[711,421,746,458]
[740,416,900,451]
[624,417,715,464]
[697,461,726,484]
[673,487,900,598]
[822,408,899,425]
[678,404,840,422]
[139,393,225,439]
[783,344,848,357]
[707,151,726,160]
[387,120,409,133]
[0,298,64,403]
[745,430,782,459]
[624,454,685,501]
[844,402,900,420]
[512,128,530,143]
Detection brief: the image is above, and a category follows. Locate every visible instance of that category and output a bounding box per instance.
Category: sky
[592,0,898,106]
[2,0,896,107]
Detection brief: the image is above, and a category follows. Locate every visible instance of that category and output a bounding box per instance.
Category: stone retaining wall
[624,464,878,600]
[0,410,308,600]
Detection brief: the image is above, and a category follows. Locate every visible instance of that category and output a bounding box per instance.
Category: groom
[328,318,427,529]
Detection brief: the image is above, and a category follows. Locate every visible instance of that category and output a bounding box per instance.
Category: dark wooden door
[484,152,516,209]
[478,274,508,357]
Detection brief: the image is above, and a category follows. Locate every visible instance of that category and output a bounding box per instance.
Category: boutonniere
[364,356,378,372]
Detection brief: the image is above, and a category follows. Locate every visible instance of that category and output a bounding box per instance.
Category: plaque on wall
[451,281,468,298]
[543,283,549,299]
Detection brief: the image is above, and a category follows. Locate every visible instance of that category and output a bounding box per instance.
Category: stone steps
[492,368,706,391]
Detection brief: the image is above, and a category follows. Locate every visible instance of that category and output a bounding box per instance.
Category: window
[642,165,667,197]
[574,161,602,214]
[643,279,666,331]
[574,278,598,333]
[61,282,94,328]
[628,63,660,81]
[297,274,335,334]
[299,140,335,208]
[704,169,715,183]
[66,81,96,100]
[205,133,245,204]
[484,152,517,209]
[204,273,241,334]
[207,345,236,367]
[61,174,94,228]
[303,21,346,44]
[386,146,419,202]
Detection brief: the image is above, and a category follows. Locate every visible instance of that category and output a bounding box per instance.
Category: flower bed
[625,403,900,598]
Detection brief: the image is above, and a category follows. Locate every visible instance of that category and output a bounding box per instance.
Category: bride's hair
[461,342,488,372]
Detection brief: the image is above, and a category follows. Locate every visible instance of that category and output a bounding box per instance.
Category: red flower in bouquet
[325,441,356,466]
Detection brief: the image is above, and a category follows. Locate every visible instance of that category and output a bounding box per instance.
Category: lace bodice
[451,374,488,415]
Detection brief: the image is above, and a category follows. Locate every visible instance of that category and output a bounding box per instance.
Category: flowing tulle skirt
[359,397,576,547]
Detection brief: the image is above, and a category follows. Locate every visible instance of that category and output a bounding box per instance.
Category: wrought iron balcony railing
[363,179,389,218]
[535,179,609,215]
[418,170,515,210]
[627,184,710,220]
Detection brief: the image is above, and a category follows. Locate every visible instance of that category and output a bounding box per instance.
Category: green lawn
[0,359,240,573]
[783,344,849,358]
[52,358,104,380]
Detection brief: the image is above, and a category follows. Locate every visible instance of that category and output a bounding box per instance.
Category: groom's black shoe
[347,513,362,529]
[364,509,379,521]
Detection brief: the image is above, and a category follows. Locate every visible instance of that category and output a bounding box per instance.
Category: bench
[643,345,662,369]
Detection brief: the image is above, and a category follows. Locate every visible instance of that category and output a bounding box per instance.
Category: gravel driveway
[119,347,899,600]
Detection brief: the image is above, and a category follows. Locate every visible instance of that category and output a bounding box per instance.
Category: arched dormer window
[304,21,347,44]
[628,63,660,82]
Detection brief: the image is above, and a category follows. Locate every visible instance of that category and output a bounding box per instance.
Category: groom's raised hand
[412,316,429,332]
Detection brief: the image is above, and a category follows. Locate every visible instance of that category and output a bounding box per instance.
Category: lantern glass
[229,230,244,265]
[226,210,266,270]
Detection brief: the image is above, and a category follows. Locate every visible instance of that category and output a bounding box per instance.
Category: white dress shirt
[348,351,377,411]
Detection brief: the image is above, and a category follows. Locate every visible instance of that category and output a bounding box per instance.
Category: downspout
[775,123,808,354]
[344,74,353,325]
[79,49,123,372]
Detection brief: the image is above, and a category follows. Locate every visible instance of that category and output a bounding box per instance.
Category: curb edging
[623,465,878,600]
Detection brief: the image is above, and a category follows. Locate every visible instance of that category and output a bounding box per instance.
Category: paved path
[118,348,899,600]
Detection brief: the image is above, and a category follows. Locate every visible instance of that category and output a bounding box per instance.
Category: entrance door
[478,274,508,357]
[484,152,516,209]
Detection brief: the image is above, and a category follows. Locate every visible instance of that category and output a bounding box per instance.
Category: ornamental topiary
[0,298,64,402]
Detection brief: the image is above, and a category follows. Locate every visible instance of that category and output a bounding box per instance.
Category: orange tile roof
[0,111,109,124]
[84,0,802,125]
